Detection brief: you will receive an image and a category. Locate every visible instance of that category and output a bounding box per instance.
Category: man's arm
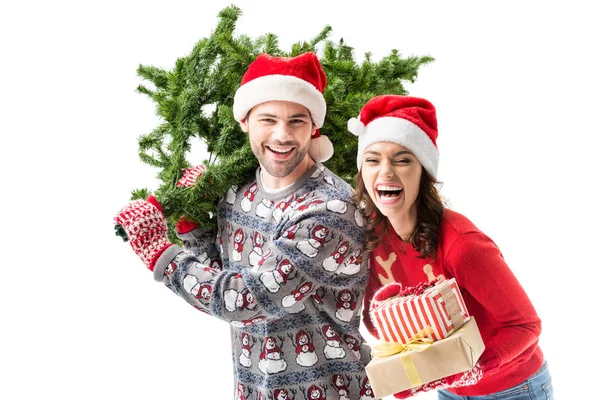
[156,200,367,326]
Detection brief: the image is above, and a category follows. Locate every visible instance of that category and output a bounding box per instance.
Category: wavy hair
[353,169,445,259]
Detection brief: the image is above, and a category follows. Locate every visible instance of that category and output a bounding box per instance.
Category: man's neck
[260,157,315,190]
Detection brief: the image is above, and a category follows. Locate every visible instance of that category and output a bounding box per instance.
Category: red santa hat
[348,95,439,178]
[233,52,333,162]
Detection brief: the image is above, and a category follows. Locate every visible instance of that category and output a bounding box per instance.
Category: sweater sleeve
[445,231,542,372]
[175,226,220,264]
[152,200,367,327]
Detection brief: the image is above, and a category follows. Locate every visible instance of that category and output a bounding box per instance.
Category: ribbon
[438,281,465,331]
[371,327,434,387]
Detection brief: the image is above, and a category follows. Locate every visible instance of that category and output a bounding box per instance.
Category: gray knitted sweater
[154,163,375,400]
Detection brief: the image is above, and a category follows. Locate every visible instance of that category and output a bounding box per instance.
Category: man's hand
[177,165,206,188]
[114,195,173,271]
[176,165,206,234]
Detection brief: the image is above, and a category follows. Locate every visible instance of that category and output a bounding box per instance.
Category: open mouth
[266,145,295,155]
[376,185,403,200]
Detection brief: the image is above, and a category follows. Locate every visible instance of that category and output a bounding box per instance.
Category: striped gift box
[370,278,469,344]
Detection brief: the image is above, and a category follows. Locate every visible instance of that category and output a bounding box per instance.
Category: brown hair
[353,169,445,259]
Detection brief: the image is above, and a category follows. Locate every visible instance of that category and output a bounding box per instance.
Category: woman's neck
[388,208,418,241]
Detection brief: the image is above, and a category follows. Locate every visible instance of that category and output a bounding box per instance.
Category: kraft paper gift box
[370,278,469,345]
[365,316,485,399]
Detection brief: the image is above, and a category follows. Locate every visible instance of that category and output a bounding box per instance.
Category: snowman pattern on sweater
[155,163,372,399]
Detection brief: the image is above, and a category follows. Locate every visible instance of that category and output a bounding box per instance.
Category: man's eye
[290,119,305,125]
[260,118,276,123]
[365,158,378,163]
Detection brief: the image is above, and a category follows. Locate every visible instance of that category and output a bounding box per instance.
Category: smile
[376,184,403,199]
[266,145,295,154]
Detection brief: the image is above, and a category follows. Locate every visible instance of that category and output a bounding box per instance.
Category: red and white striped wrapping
[370,278,470,344]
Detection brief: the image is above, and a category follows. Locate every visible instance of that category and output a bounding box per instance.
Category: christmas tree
[126,5,433,243]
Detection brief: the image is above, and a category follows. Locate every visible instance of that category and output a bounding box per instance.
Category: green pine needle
[130,5,433,237]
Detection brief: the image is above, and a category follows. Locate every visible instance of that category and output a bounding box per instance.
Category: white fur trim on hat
[233,74,326,127]
[356,117,439,178]
[309,135,334,162]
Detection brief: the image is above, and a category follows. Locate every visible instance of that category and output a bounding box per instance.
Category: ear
[239,119,249,133]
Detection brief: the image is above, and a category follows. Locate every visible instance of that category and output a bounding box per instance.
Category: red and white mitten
[114,195,173,271]
[393,387,423,399]
[445,350,500,388]
[392,362,486,398]
[177,164,206,188]
[393,378,447,399]
[445,362,485,388]
[175,165,206,234]
[371,281,436,311]
[371,282,402,309]
[475,349,501,376]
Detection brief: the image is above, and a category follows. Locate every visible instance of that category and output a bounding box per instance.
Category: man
[114,52,373,399]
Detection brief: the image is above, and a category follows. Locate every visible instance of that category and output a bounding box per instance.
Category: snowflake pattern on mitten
[175,165,207,233]
[393,363,484,398]
[177,165,206,188]
[114,196,173,270]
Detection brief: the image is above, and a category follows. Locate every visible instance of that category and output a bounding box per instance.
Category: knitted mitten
[392,362,486,398]
[114,195,173,271]
[371,281,436,310]
[371,282,402,307]
[175,165,206,234]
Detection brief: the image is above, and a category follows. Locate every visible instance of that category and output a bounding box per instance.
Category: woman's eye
[365,158,379,163]
[394,158,411,164]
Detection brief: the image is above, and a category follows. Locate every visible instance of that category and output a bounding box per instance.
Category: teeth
[268,146,294,153]
[377,185,403,192]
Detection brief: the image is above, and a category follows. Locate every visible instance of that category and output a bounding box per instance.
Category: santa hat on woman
[233,52,334,162]
[347,95,439,178]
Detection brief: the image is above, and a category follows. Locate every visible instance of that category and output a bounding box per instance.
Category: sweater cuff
[153,244,184,282]
[479,348,501,376]
[176,226,208,242]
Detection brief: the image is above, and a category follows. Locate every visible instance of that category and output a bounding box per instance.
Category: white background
[1,1,598,399]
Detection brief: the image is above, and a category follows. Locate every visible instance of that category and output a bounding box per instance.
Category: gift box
[370,278,469,344]
[365,316,485,399]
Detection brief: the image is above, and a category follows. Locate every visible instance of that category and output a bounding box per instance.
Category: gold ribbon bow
[371,327,434,387]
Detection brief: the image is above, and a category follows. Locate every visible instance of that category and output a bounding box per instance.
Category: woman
[348,95,553,399]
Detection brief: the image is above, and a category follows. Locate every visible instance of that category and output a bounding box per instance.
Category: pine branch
[128,5,434,238]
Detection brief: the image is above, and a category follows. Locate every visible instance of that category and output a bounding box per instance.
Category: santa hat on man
[233,52,334,162]
[347,95,439,178]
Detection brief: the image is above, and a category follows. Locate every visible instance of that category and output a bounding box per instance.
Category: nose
[378,161,394,178]
[271,121,294,142]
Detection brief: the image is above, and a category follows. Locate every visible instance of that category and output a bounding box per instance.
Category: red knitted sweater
[363,209,544,395]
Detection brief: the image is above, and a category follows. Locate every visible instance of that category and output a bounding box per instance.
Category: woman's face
[361,142,423,219]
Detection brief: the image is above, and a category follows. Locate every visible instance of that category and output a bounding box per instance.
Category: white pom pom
[309,135,334,163]
[347,117,365,137]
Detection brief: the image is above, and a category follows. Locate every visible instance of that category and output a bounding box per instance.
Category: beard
[251,139,311,178]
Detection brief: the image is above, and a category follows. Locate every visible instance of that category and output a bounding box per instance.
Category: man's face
[240,101,316,188]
